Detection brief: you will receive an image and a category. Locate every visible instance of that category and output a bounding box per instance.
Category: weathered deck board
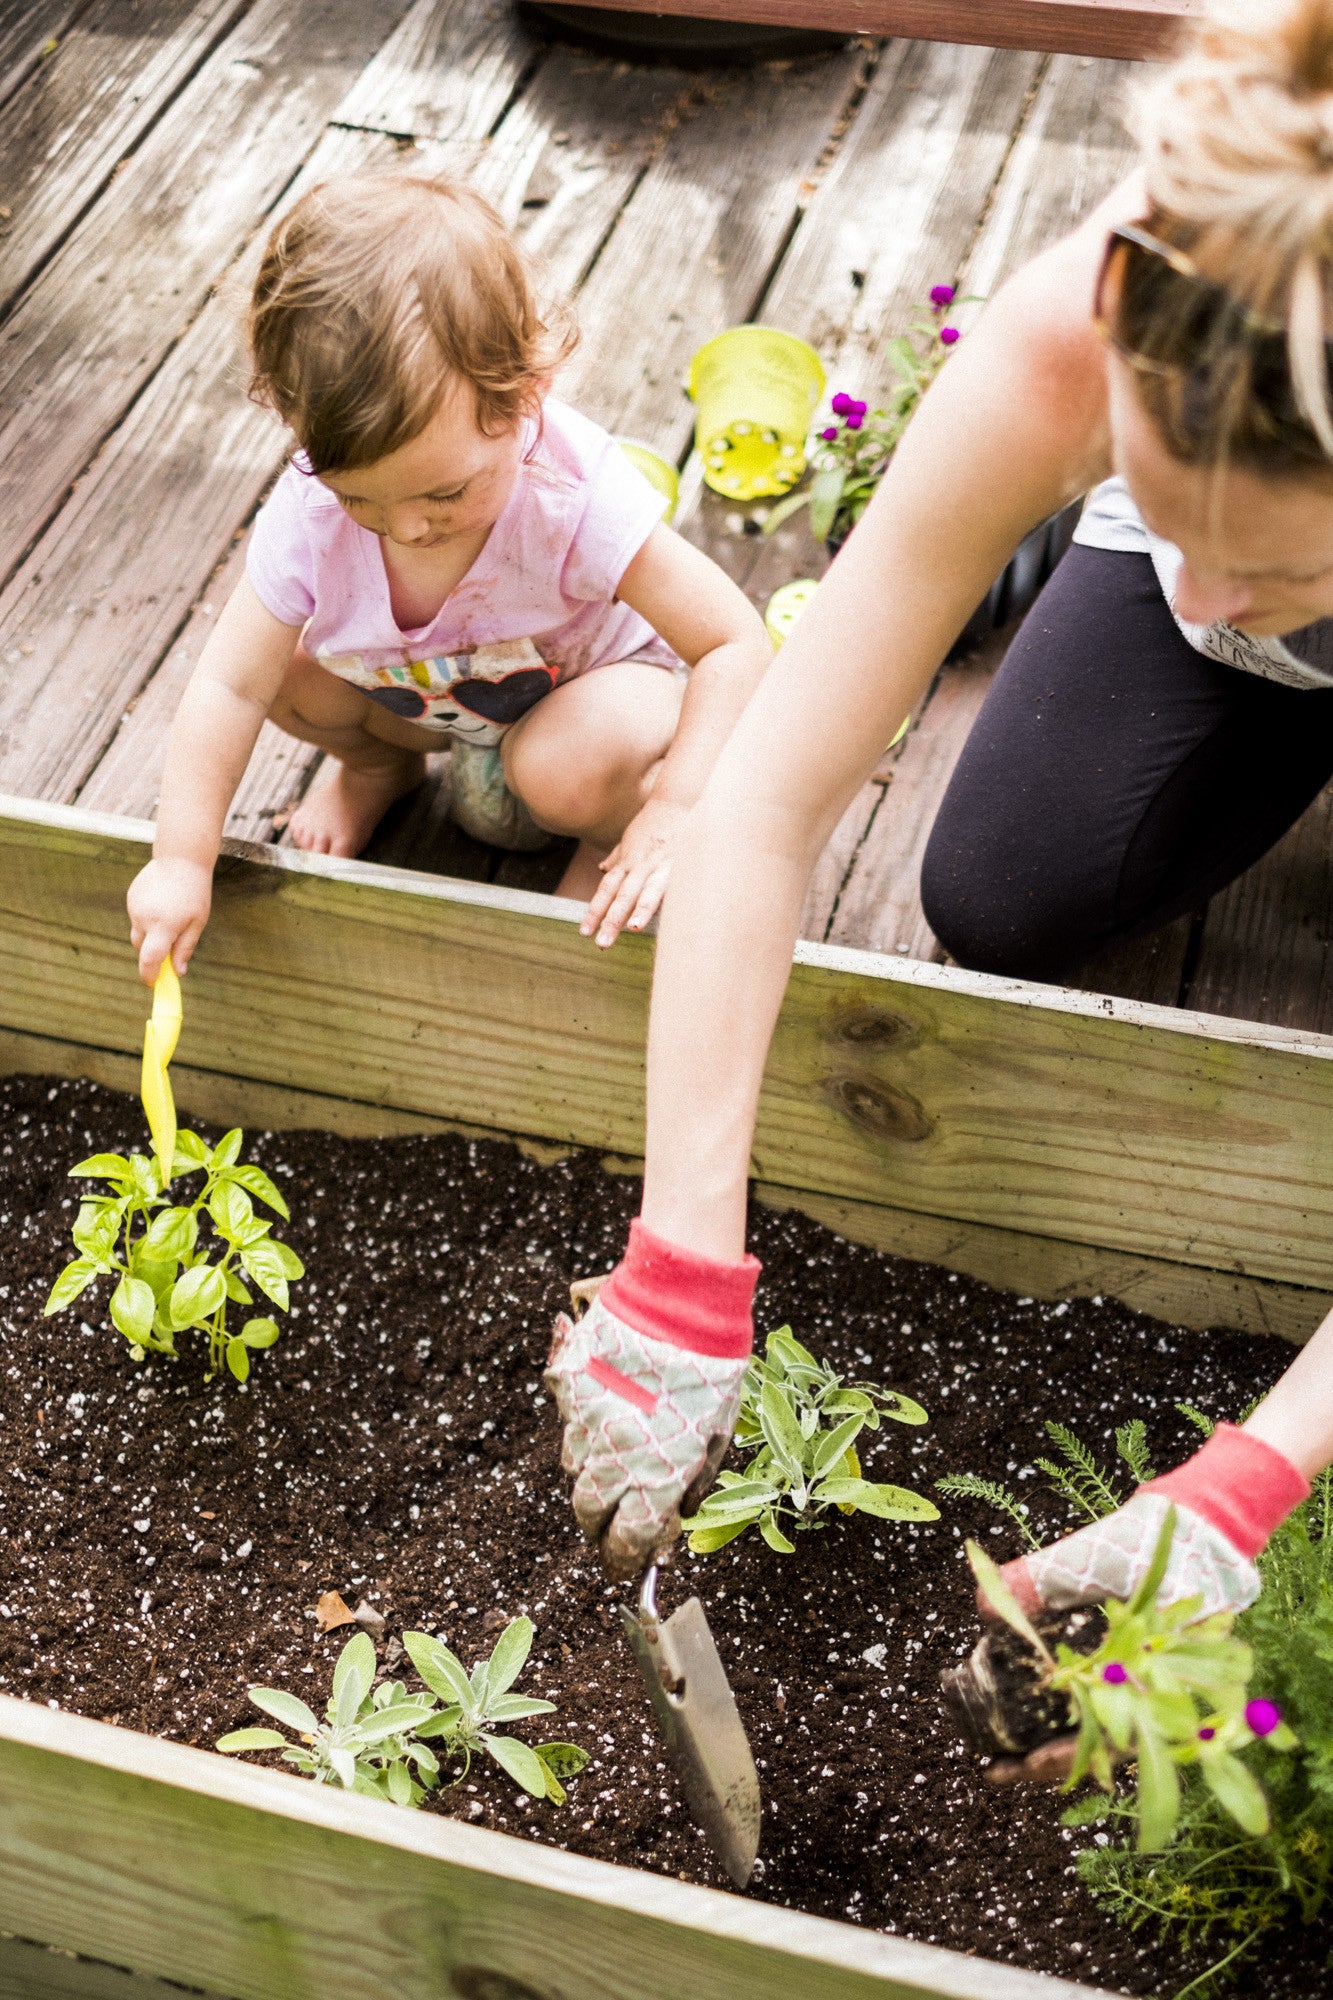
[332,0,538,142]
[0,0,250,318]
[0,1,90,117]
[0,0,412,589]
[1072,916,1193,1008]
[556,48,867,449]
[1187,783,1333,1034]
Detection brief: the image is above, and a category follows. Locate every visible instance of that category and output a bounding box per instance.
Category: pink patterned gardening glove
[545,1218,758,1581]
[999,1424,1310,1622]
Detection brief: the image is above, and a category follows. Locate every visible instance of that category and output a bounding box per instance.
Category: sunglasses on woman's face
[1094,222,1333,443]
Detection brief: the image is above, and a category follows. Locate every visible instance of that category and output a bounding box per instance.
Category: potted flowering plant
[765,285,1082,657]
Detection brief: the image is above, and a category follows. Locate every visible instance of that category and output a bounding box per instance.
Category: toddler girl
[128,172,771,979]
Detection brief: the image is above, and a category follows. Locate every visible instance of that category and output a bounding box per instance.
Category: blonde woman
[546,0,1333,1744]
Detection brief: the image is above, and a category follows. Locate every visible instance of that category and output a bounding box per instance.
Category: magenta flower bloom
[930,283,956,309]
[819,426,839,442]
[830,391,853,416]
[844,412,864,431]
[940,326,960,346]
[848,398,868,417]
[1197,1725,1216,1741]
[1245,1699,1282,1737]
[1102,1662,1128,1685]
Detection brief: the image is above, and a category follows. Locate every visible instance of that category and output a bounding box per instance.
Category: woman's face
[1109,354,1333,636]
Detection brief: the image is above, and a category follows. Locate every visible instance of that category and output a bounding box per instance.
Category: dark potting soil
[0,1071,1328,1998]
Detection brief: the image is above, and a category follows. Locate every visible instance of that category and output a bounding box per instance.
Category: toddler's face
[317,376,530,550]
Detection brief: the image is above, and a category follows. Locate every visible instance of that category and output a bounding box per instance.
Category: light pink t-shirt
[246,398,679,746]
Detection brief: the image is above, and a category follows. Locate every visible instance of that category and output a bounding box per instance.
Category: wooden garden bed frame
[561,0,1202,60]
[0,787,1330,1999]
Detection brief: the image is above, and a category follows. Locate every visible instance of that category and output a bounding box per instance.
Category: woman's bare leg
[271,652,436,856]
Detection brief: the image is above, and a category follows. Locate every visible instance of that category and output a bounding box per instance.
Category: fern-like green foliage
[1034,1419,1126,1523]
[1075,1465,1333,1995]
[934,1471,1039,1550]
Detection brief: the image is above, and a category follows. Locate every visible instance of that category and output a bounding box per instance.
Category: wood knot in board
[833,1007,918,1050]
[826,1075,933,1144]
[451,1971,554,2000]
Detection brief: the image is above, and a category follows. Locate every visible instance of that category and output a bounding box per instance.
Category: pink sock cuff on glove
[1140,1423,1309,1559]
[599,1218,759,1360]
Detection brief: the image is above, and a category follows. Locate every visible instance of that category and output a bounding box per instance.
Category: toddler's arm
[127,575,301,984]
[588,525,772,946]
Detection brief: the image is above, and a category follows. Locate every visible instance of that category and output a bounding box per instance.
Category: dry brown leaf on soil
[353,1599,385,1636]
[315,1589,357,1633]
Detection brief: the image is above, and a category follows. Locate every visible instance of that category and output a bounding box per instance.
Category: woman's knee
[919,808,1091,981]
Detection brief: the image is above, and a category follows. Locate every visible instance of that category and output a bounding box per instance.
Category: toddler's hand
[127,857,212,986]
[581,797,686,948]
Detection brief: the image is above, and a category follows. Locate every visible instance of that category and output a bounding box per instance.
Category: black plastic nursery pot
[1,791,1332,1998]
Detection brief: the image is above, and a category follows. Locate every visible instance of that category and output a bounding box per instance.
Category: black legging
[920,545,1333,982]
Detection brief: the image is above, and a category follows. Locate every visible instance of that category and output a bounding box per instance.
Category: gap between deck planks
[0,0,253,321]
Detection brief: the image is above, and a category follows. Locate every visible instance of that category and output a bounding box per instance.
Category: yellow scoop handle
[142,959,182,1182]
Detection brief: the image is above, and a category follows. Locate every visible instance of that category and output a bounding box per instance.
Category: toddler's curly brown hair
[249,171,578,475]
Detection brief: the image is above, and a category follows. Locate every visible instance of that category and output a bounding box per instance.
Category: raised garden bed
[3,1069,1331,1997]
[0,791,1332,1998]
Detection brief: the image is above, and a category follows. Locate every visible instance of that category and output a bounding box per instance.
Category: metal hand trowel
[621,1564,761,1888]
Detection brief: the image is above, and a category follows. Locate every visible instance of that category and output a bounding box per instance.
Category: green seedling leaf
[225,1339,250,1383]
[170,1262,227,1327]
[483,1734,548,1798]
[759,1510,797,1554]
[1128,1507,1178,1619]
[171,1129,210,1173]
[242,1317,280,1348]
[686,1519,749,1554]
[1133,1721,1181,1852]
[216,1728,287,1753]
[209,1129,244,1170]
[815,1478,940,1522]
[812,1413,868,1478]
[110,1274,155,1346]
[878,1390,930,1426]
[413,1707,464,1741]
[355,1703,438,1744]
[71,1201,121,1261]
[223,1162,290,1220]
[386,1759,414,1807]
[44,1257,98,1315]
[327,1746,356,1790]
[808,465,847,541]
[142,1205,197,1262]
[485,1695,557,1723]
[249,1688,319,1735]
[209,1182,254,1240]
[222,1267,253,1304]
[403,1633,474,1709]
[239,1240,290,1310]
[486,1615,534,1698]
[759,1379,808,1470]
[535,1742,589,1781]
[766,1326,820,1372]
[332,1631,377,1726]
[68,1152,134,1182]
[967,1540,1055,1663]
[1199,1748,1271,1837]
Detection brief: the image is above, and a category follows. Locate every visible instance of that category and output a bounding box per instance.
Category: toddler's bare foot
[556,840,609,904]
[288,751,426,857]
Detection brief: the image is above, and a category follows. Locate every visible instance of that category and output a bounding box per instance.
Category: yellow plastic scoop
[142,959,182,1184]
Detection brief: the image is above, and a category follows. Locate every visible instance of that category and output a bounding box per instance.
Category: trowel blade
[622,1573,761,1889]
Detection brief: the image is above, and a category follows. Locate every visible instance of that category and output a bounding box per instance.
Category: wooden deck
[0,0,1327,1036]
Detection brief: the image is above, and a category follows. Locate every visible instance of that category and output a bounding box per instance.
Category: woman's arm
[127,575,300,983]
[582,523,773,947]
[639,233,1115,1256]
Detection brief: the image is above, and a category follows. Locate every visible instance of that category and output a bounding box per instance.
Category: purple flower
[848,398,868,418]
[819,426,839,442]
[844,412,864,431]
[1197,1726,1216,1741]
[1102,1662,1129,1685]
[830,392,853,416]
[930,283,956,309]
[1245,1699,1282,1737]
[939,326,961,346]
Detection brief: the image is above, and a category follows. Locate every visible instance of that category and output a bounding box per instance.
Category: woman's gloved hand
[545,1218,758,1581]
[982,1423,1309,1788]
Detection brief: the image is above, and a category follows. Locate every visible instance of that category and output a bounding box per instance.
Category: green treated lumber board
[0,0,413,590]
[0,1014,1319,1339]
[2,796,1332,1295]
[0,1695,1115,2000]
[0,1933,194,2000]
[563,0,1198,60]
[0,0,251,319]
